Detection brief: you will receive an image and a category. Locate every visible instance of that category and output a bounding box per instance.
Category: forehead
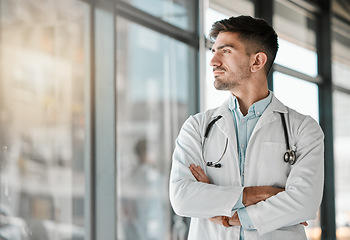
[212,32,245,50]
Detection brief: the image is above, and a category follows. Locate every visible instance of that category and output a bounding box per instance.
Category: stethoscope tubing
[201,112,297,168]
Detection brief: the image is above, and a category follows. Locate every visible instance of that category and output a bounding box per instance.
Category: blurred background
[0,0,349,239]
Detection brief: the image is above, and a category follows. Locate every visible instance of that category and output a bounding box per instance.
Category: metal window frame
[316,1,337,239]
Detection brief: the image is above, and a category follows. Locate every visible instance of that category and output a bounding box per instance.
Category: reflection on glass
[0,1,88,240]
[273,72,319,122]
[121,0,195,32]
[116,17,193,239]
[334,91,350,240]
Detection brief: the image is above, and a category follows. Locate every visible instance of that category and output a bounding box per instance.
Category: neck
[231,81,269,116]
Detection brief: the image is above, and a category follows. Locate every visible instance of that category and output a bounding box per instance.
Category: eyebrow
[211,44,235,53]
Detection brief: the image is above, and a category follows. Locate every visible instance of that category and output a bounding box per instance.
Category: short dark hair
[209,15,278,75]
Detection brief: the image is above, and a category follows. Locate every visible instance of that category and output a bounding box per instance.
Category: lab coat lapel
[251,94,288,137]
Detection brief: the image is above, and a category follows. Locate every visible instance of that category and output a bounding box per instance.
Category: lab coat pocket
[257,142,291,186]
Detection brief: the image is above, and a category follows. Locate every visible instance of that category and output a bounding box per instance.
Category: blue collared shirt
[229,92,272,239]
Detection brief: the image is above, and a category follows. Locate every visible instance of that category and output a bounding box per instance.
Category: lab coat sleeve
[246,116,324,235]
[169,115,243,218]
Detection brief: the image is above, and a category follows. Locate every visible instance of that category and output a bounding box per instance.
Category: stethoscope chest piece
[284,149,296,165]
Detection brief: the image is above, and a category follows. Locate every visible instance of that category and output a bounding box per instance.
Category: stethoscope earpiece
[207,162,222,168]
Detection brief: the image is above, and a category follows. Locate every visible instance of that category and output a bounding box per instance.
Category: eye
[223,49,231,53]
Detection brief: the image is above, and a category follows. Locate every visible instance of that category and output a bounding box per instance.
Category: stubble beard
[214,76,238,91]
[214,71,249,91]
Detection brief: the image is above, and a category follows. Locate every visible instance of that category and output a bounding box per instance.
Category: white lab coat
[169,94,324,240]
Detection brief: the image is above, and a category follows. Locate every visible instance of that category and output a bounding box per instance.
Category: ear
[250,52,267,73]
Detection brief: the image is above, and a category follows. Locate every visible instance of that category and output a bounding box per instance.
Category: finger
[194,165,207,179]
[190,165,203,178]
[189,165,202,181]
[300,222,308,226]
[189,165,210,183]
[196,166,210,183]
[194,166,210,183]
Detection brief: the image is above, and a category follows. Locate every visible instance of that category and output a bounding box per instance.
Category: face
[210,32,252,91]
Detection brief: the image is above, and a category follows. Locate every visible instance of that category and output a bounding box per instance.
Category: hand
[228,212,241,226]
[242,186,285,206]
[301,222,308,226]
[188,167,307,228]
[189,164,210,184]
[208,216,222,225]
[208,214,241,227]
[189,165,229,226]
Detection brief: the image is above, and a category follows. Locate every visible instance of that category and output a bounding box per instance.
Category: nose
[210,52,221,67]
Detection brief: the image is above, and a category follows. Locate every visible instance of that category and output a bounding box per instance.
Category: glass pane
[333,26,350,68]
[207,0,254,28]
[0,1,89,240]
[116,17,193,240]
[205,49,231,110]
[205,8,229,37]
[204,8,230,110]
[274,0,317,48]
[275,38,318,77]
[333,60,350,90]
[273,72,319,122]
[273,0,318,77]
[333,91,350,240]
[121,0,195,32]
[332,16,350,90]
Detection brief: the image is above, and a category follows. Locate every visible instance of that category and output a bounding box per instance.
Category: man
[169,15,324,240]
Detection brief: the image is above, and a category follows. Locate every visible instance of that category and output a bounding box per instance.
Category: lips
[213,67,226,75]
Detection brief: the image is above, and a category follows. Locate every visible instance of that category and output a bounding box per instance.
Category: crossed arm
[189,164,308,227]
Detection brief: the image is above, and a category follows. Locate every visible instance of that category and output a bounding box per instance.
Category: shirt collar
[228,91,272,117]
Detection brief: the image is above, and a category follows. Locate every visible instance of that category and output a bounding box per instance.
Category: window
[273,1,320,238]
[333,18,350,239]
[120,0,196,32]
[274,0,317,78]
[0,1,89,239]
[275,38,318,78]
[116,17,195,239]
[273,72,319,122]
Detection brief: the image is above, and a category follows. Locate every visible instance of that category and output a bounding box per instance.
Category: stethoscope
[201,113,297,168]
[280,113,297,165]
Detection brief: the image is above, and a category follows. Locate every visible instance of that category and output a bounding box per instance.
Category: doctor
[169,15,324,240]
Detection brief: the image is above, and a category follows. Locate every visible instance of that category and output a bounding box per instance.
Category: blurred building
[0,0,349,240]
